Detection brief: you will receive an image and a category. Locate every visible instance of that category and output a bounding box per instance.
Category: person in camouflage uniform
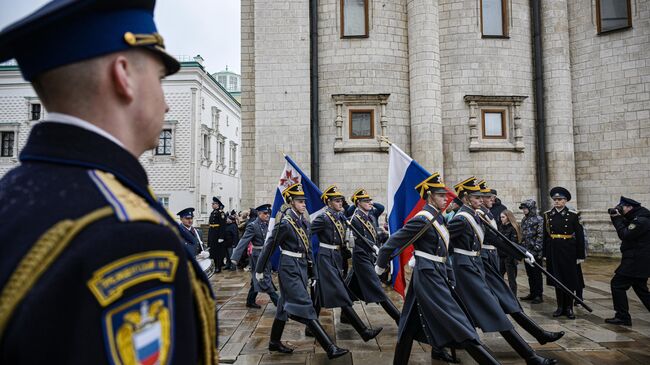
[519,199,545,304]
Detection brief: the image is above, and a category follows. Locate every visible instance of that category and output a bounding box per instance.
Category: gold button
[124,32,136,45]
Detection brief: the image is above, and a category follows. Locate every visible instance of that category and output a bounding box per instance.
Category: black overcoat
[543,207,585,291]
[612,206,650,278]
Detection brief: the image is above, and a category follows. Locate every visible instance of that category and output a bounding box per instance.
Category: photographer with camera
[605,197,650,326]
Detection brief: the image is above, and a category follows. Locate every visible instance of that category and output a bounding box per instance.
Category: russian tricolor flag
[386,144,433,297]
[267,155,326,269]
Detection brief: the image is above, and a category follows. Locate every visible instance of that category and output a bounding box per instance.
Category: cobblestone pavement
[211,258,650,364]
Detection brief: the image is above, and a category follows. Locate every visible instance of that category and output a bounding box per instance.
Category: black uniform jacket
[208,208,226,245]
[311,208,353,308]
[377,204,478,347]
[0,122,218,364]
[543,207,585,290]
[612,206,650,278]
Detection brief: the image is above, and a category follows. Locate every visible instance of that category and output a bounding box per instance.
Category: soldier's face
[622,205,633,215]
[212,202,218,210]
[357,200,373,212]
[292,199,307,214]
[553,198,566,209]
[328,198,344,212]
[481,196,493,208]
[430,193,447,210]
[467,195,482,209]
[258,211,270,222]
[181,216,193,227]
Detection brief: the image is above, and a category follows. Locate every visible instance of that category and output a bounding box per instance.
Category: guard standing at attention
[256,183,349,359]
[0,1,218,363]
[543,187,585,319]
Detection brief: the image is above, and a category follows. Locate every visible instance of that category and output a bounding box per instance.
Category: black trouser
[214,243,228,269]
[499,255,519,295]
[524,257,544,297]
[611,273,650,321]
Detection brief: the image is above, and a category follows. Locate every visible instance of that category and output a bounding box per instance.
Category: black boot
[393,332,415,365]
[380,299,401,325]
[431,346,459,363]
[520,294,535,301]
[565,293,575,319]
[552,288,564,317]
[340,310,351,324]
[341,306,382,342]
[306,320,349,359]
[269,319,293,354]
[510,311,565,345]
[501,329,557,365]
[463,340,501,365]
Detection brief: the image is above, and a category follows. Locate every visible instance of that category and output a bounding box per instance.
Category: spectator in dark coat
[223,214,240,271]
[498,209,523,296]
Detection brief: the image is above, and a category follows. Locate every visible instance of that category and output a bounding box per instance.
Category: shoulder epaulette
[544,209,552,214]
[569,209,580,215]
[88,170,164,225]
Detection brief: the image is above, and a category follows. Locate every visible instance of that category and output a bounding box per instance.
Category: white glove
[255,272,264,281]
[231,259,238,266]
[577,259,585,265]
[374,265,386,275]
[373,245,380,255]
[218,239,224,243]
[524,251,535,266]
[476,209,485,216]
[408,256,416,268]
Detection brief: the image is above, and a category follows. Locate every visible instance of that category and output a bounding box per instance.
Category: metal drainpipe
[309,0,320,186]
[531,0,549,211]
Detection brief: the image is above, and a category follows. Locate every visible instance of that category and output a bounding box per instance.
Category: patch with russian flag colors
[103,287,173,365]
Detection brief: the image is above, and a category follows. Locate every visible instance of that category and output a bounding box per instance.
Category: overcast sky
[0,0,241,75]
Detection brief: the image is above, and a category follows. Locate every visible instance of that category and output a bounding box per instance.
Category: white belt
[280,249,304,258]
[454,248,481,257]
[482,245,496,250]
[414,250,446,263]
[319,242,340,250]
[251,245,263,250]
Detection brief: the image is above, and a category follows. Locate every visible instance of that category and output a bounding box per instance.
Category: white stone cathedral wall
[568,0,650,254]
[317,0,410,202]
[440,0,538,210]
[241,0,256,209]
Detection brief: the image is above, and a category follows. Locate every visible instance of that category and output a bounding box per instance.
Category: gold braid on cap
[415,173,445,199]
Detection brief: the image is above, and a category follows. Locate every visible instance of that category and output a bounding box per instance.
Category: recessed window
[1,131,15,157]
[156,129,173,155]
[202,133,210,159]
[216,135,226,170]
[30,103,41,121]
[201,195,207,214]
[482,110,506,139]
[341,0,369,38]
[229,141,238,173]
[158,196,170,209]
[596,0,632,34]
[349,109,374,139]
[481,0,508,37]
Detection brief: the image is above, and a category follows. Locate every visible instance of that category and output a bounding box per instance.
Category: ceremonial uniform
[177,207,204,256]
[0,1,217,363]
[231,204,279,308]
[256,183,348,359]
[346,190,399,324]
[543,187,585,318]
[208,198,227,271]
[311,185,381,342]
[376,173,499,365]
[449,177,557,365]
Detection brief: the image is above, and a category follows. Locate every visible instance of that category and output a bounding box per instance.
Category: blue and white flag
[267,154,326,269]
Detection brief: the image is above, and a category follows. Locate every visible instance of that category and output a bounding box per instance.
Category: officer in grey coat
[375,173,501,365]
[476,180,564,347]
[311,185,382,342]
[256,183,348,359]
[448,177,557,365]
[231,204,279,308]
[346,189,401,323]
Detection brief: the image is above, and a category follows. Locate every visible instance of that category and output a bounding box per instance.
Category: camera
[608,206,622,215]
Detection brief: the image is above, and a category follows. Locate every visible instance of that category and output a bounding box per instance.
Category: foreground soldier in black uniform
[0,1,218,363]
[477,180,565,346]
[256,183,348,359]
[311,185,382,342]
[449,177,557,365]
[543,187,585,319]
[346,189,401,324]
[376,173,501,365]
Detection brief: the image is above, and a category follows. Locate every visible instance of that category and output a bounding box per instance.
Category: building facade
[241,0,650,254]
[0,56,242,224]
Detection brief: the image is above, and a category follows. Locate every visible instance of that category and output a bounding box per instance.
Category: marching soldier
[311,185,382,342]
[346,189,401,324]
[231,204,279,308]
[0,1,218,363]
[476,181,565,346]
[448,177,557,365]
[208,197,227,272]
[375,173,500,365]
[256,183,348,359]
[543,187,586,319]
